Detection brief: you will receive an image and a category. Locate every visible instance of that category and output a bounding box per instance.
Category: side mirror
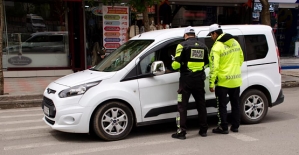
[151,61,165,76]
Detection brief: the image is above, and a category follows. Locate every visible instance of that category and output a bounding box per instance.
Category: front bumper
[42,83,93,133]
[270,89,284,107]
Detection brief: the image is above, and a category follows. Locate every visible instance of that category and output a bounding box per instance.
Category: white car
[42,25,284,141]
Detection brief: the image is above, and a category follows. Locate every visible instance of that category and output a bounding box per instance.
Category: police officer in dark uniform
[171,26,209,140]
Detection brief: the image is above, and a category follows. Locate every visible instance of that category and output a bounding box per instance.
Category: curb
[0,94,43,101]
[0,94,43,109]
[282,81,299,88]
[282,66,299,70]
[0,99,42,109]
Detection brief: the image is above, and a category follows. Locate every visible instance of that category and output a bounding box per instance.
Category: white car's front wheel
[93,101,134,141]
[240,89,269,124]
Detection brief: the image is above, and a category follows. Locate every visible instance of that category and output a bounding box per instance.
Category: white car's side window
[140,52,155,74]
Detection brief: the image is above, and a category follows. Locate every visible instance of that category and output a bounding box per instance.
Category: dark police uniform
[171,27,209,139]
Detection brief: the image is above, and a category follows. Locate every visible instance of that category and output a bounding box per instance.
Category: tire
[93,101,133,141]
[240,89,268,124]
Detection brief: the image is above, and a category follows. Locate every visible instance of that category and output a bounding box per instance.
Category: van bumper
[271,89,284,107]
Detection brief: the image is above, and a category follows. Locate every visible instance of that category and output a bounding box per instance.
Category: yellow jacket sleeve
[209,43,221,88]
[172,44,183,70]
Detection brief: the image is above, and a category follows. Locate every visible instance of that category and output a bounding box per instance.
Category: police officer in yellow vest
[171,26,209,140]
[208,24,244,134]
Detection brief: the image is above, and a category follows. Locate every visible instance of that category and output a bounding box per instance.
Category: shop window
[244,35,268,61]
[3,1,69,68]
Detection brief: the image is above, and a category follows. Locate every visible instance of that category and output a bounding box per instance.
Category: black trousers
[215,86,240,130]
[177,72,208,133]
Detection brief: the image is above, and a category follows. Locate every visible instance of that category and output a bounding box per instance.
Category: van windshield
[92,40,154,72]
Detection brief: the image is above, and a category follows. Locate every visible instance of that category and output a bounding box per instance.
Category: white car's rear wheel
[240,89,269,124]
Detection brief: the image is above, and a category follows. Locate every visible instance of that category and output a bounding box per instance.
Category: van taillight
[276,47,281,74]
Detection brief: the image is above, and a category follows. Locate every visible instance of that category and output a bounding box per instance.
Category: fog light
[64,116,75,124]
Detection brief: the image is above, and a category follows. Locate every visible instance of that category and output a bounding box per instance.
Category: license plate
[44,106,49,116]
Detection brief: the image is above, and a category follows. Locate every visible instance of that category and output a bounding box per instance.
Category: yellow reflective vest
[209,33,244,88]
[172,38,209,73]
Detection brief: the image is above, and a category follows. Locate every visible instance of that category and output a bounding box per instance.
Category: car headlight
[58,80,101,98]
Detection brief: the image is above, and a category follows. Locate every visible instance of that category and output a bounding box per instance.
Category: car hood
[54,70,116,87]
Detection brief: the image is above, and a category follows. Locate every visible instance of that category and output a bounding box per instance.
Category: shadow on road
[49,111,291,142]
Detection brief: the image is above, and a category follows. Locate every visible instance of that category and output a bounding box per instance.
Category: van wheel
[240,89,268,124]
[93,101,133,141]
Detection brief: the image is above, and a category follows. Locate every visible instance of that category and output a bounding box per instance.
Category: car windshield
[92,40,154,72]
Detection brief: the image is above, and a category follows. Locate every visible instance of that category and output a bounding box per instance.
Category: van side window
[49,35,63,42]
[244,35,268,60]
[139,40,183,75]
[28,35,49,42]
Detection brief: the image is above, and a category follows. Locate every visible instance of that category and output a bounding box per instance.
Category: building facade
[254,0,299,57]
[2,0,253,77]
[2,0,84,77]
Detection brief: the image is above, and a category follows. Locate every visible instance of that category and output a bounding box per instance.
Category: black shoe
[230,127,238,133]
[212,127,229,134]
[171,132,186,140]
[199,132,207,137]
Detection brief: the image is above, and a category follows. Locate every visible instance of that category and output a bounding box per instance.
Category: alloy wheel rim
[244,95,264,120]
[101,108,128,135]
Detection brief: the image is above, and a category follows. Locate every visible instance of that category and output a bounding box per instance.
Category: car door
[197,29,248,111]
[136,39,179,122]
[137,38,219,123]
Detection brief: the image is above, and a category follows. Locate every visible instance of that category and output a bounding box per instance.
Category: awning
[169,0,248,5]
[255,0,299,3]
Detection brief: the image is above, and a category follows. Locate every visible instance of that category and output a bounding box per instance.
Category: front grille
[45,117,55,125]
[43,97,54,106]
[42,96,56,118]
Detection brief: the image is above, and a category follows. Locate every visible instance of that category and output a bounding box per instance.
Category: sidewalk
[0,58,299,109]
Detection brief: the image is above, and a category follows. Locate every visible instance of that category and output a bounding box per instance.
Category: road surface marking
[0,119,42,125]
[0,125,49,132]
[0,114,43,119]
[229,133,259,142]
[4,142,65,151]
[42,139,178,155]
[146,149,199,155]
[2,133,56,140]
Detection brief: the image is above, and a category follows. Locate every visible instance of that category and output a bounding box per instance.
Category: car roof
[130,25,272,41]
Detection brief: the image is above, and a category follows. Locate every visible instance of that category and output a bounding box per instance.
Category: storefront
[2,0,84,77]
[254,0,299,56]
[169,0,251,27]
[1,0,257,77]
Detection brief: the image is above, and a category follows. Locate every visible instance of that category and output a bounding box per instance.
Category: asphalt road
[0,87,299,155]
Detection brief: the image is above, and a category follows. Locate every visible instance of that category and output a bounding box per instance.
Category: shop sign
[104,26,120,31]
[131,6,155,14]
[184,10,206,20]
[105,43,121,49]
[104,21,120,25]
[91,7,102,16]
[104,38,121,42]
[104,15,120,20]
[104,32,120,37]
[106,7,128,14]
[8,56,32,66]
[103,6,129,50]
